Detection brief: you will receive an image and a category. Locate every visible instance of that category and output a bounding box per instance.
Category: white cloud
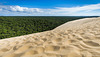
[0,5,43,13]
[10,6,26,12]
[9,6,43,13]
[50,3,100,13]
[0,3,100,16]
[0,8,2,11]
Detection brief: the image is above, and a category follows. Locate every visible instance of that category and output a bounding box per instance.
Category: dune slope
[0,17,100,57]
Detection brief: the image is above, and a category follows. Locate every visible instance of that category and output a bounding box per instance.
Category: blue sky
[0,0,100,16]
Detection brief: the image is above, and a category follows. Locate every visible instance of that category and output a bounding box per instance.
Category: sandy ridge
[0,17,100,57]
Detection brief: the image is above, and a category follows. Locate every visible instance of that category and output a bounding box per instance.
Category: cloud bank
[0,3,100,16]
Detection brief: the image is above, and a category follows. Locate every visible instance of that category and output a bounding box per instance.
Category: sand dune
[0,17,100,57]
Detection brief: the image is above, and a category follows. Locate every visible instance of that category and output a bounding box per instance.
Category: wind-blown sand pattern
[0,17,100,57]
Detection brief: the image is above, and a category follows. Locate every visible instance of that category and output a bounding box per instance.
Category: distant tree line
[0,16,98,39]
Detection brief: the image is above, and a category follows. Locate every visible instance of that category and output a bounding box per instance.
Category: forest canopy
[0,16,98,39]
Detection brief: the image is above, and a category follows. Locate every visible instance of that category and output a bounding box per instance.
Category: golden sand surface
[0,17,100,57]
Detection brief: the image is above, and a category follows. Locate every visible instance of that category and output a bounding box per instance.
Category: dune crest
[0,17,100,57]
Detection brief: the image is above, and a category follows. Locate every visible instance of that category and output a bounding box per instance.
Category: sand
[0,17,100,57]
